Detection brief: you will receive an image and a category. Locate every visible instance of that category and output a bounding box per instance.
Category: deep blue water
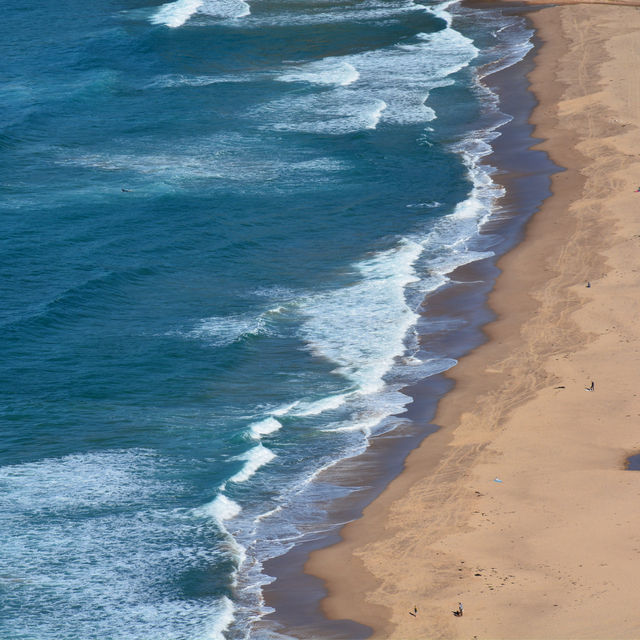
[1,1,533,638]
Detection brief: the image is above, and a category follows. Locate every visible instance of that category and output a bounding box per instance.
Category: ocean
[0,0,540,638]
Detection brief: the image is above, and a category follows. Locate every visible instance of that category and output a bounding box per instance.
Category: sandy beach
[306,2,640,637]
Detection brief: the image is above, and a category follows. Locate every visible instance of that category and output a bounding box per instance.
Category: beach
[306,2,640,638]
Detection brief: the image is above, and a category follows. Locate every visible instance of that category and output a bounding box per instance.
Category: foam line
[150,0,250,27]
[292,394,349,417]
[196,493,241,522]
[150,0,202,27]
[249,417,282,439]
[366,100,387,129]
[300,238,422,396]
[229,445,276,483]
[207,597,235,640]
[278,60,360,87]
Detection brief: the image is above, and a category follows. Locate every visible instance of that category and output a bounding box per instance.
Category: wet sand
[306,2,640,638]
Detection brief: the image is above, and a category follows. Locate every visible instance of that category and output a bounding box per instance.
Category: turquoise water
[1,1,533,637]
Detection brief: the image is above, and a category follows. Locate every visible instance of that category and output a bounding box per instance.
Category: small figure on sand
[635,187,640,192]
[586,281,591,288]
[409,605,417,617]
[585,380,595,392]
[458,602,464,617]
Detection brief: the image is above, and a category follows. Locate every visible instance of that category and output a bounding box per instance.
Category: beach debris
[494,477,503,483]
[554,385,566,389]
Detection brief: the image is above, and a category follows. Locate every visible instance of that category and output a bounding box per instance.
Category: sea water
[0,0,533,637]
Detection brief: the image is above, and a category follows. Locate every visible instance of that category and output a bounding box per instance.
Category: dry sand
[306,3,640,638]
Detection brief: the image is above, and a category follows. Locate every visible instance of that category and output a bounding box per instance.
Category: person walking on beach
[458,602,464,617]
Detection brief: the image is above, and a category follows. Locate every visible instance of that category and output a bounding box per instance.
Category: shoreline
[261,5,555,637]
[306,2,640,638]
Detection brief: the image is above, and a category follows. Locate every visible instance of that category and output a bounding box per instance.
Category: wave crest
[150,0,250,27]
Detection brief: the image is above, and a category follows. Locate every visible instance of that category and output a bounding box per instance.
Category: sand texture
[306,3,640,638]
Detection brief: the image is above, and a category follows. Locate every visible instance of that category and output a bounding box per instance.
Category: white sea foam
[266,305,286,315]
[322,411,392,434]
[190,0,251,22]
[260,14,477,134]
[291,393,350,416]
[197,493,242,522]
[278,60,360,86]
[0,450,173,513]
[205,596,236,640]
[249,417,283,439]
[150,0,203,27]
[399,134,506,314]
[366,100,387,129]
[150,0,249,27]
[0,451,237,640]
[229,445,276,483]
[271,401,300,416]
[266,93,393,135]
[451,135,505,225]
[300,239,422,397]
[241,0,420,27]
[194,495,247,572]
